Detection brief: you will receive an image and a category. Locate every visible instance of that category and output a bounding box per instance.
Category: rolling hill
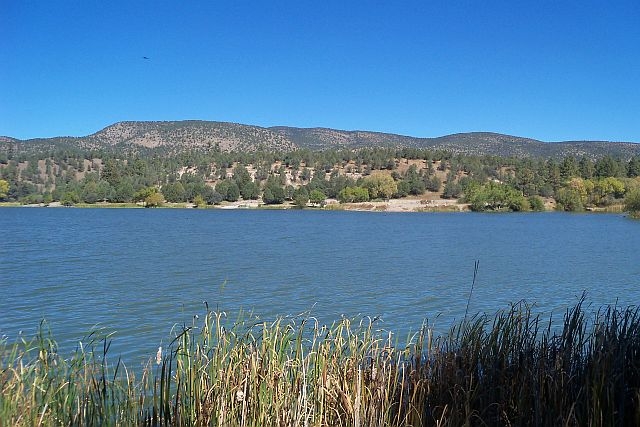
[3,120,639,159]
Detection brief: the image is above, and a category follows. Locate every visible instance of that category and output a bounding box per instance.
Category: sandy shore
[212,195,466,212]
[329,197,467,212]
[218,200,261,209]
[7,197,467,212]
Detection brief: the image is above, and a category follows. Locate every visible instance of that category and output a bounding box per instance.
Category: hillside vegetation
[4,120,640,158]
[2,121,640,214]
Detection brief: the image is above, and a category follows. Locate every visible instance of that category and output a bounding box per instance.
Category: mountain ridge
[3,120,640,159]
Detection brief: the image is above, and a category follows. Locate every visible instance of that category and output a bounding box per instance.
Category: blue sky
[2,1,639,142]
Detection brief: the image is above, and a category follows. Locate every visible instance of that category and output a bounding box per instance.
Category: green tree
[162,182,186,202]
[528,195,545,211]
[203,187,223,205]
[232,165,252,187]
[284,185,296,201]
[309,189,327,207]
[100,159,122,186]
[337,186,369,203]
[560,156,579,180]
[240,181,260,200]
[113,179,134,202]
[262,176,285,204]
[262,187,283,204]
[442,174,462,199]
[226,182,240,202]
[216,180,240,202]
[61,191,80,206]
[465,182,528,212]
[299,167,312,182]
[424,175,440,193]
[595,155,624,178]
[627,157,640,178]
[546,159,562,191]
[293,187,309,208]
[309,169,327,193]
[578,156,595,179]
[95,180,113,202]
[133,187,159,204]
[81,181,99,204]
[404,165,426,195]
[394,180,410,198]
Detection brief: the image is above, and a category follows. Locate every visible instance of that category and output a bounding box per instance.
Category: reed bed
[1,300,639,426]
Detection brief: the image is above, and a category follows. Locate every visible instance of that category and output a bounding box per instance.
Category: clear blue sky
[2,1,639,142]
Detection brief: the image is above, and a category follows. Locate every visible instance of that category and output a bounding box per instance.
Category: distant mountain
[3,120,639,159]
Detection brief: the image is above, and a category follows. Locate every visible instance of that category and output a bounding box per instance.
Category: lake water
[1,208,639,367]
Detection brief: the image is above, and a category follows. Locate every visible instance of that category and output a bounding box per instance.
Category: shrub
[144,192,164,207]
[309,189,326,206]
[624,188,640,217]
[528,195,546,211]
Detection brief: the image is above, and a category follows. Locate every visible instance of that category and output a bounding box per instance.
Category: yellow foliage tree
[363,173,397,200]
[145,192,164,207]
[0,179,8,200]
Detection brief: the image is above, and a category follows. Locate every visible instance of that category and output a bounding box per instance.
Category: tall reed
[1,301,639,426]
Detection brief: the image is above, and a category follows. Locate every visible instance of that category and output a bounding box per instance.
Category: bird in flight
[143,56,150,60]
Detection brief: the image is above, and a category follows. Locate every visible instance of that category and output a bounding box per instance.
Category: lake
[1,208,639,367]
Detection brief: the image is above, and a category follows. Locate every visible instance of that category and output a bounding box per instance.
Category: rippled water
[1,208,639,366]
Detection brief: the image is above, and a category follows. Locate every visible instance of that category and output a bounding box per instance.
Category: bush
[555,187,584,211]
[624,188,640,216]
[338,186,370,203]
[193,194,206,208]
[144,192,164,207]
[528,195,546,211]
[293,189,309,208]
[309,189,326,206]
[61,191,80,206]
[465,182,528,212]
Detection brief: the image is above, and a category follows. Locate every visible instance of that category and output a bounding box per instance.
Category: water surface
[1,208,639,366]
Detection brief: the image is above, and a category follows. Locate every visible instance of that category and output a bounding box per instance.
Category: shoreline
[0,198,627,214]
[1,196,469,212]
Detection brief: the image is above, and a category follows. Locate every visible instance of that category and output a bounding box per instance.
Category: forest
[1,145,640,214]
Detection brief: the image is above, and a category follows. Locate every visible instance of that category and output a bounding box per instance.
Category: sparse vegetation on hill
[4,120,640,158]
[2,122,640,214]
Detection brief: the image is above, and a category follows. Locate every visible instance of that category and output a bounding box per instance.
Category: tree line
[1,145,640,214]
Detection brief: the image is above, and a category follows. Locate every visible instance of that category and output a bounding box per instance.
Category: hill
[3,120,640,159]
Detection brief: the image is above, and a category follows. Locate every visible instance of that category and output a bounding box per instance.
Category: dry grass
[1,300,639,426]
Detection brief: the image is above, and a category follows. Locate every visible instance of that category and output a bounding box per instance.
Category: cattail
[156,346,162,365]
